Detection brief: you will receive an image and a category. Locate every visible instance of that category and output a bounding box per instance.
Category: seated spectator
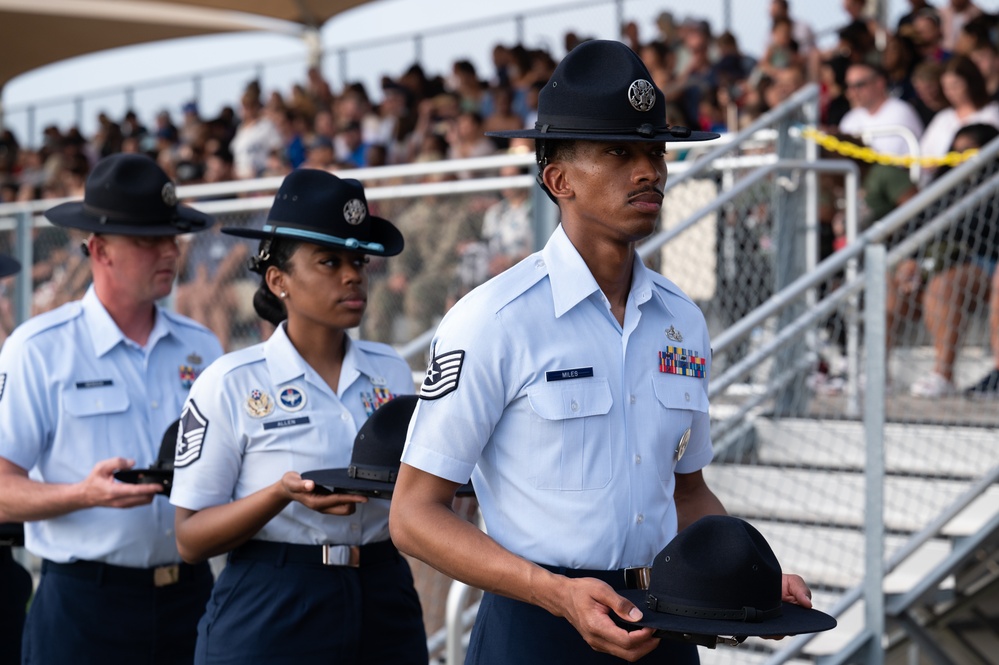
[940,0,985,52]
[912,8,953,63]
[446,111,497,166]
[969,41,999,101]
[481,85,524,146]
[919,55,999,174]
[911,59,949,125]
[839,62,924,157]
[334,120,368,168]
[887,124,999,397]
[302,134,337,170]
[230,87,283,179]
[884,34,921,105]
[820,55,852,128]
[898,0,938,41]
[758,17,805,81]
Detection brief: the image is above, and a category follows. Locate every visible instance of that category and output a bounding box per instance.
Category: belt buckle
[321,544,361,568]
[153,564,180,587]
[623,566,651,590]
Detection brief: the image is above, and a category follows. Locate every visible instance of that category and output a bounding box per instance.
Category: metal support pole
[863,243,886,665]
[338,49,348,90]
[515,15,525,45]
[74,97,83,129]
[530,183,558,252]
[15,210,32,326]
[124,87,135,113]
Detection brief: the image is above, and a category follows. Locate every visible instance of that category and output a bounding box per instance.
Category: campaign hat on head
[486,40,718,144]
[303,394,473,498]
[44,153,213,236]
[0,253,20,278]
[223,169,403,258]
[113,418,180,496]
[617,515,835,642]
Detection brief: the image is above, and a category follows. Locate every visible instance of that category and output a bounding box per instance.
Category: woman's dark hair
[952,122,999,150]
[247,236,302,326]
[944,55,991,109]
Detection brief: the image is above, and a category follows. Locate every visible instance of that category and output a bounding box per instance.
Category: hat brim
[223,215,403,258]
[485,127,720,143]
[0,254,21,278]
[303,468,474,499]
[114,468,172,495]
[615,590,837,637]
[44,201,214,236]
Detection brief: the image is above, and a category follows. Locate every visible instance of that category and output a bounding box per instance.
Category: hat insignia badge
[628,79,656,112]
[343,199,366,225]
[161,182,178,206]
[665,325,683,342]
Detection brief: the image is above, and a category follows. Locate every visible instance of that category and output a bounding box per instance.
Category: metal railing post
[862,243,887,665]
[15,209,33,326]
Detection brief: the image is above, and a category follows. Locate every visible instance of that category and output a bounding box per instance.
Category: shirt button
[350,523,360,531]
[636,514,644,524]
[634,455,642,465]
[150,401,159,409]
[570,400,579,412]
[684,392,691,402]
[629,395,636,404]
[535,259,545,269]
[341,412,350,421]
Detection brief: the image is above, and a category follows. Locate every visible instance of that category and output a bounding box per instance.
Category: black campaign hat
[302,395,473,498]
[618,515,835,640]
[113,418,180,496]
[0,254,20,278]
[223,169,403,258]
[486,40,718,144]
[44,153,213,236]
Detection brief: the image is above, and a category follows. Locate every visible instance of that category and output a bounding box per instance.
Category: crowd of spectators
[2,0,999,396]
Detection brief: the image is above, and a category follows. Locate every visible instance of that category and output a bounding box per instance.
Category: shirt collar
[264,323,381,393]
[541,225,663,317]
[82,286,173,357]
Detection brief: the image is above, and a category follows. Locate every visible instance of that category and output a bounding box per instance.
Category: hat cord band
[646,596,782,623]
[263,225,384,254]
[348,465,397,483]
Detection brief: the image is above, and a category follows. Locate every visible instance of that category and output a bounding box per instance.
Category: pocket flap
[528,378,613,420]
[63,384,130,417]
[652,376,708,412]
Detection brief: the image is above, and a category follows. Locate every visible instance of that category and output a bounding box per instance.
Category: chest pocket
[652,375,708,482]
[527,379,613,491]
[62,384,131,459]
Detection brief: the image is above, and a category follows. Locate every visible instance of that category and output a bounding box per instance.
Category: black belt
[231,539,398,568]
[42,559,208,588]
[538,563,651,590]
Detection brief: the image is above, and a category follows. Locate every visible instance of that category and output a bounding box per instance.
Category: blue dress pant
[465,591,700,665]
[195,545,427,664]
[0,548,31,665]
[22,559,212,665]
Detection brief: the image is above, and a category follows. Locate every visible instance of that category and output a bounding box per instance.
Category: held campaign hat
[486,40,719,144]
[617,515,836,641]
[44,153,213,236]
[113,418,180,496]
[0,253,21,278]
[223,169,403,258]
[302,395,473,498]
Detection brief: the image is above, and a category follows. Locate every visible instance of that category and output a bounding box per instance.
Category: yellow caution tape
[800,126,978,168]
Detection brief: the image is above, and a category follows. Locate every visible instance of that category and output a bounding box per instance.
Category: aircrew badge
[665,325,683,343]
[278,386,307,412]
[179,365,197,389]
[360,386,394,417]
[187,353,203,366]
[246,389,275,418]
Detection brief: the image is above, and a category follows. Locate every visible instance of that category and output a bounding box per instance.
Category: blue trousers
[195,546,427,664]
[22,559,212,665]
[0,549,31,665]
[465,592,700,665]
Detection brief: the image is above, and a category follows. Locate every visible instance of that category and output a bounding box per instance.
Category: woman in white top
[170,169,427,664]
[920,55,999,163]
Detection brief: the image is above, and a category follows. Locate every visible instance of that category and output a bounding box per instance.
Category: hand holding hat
[615,515,835,647]
[302,394,474,499]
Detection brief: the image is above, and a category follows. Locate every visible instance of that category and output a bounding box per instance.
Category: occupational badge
[186,353,203,366]
[665,325,683,342]
[278,386,307,412]
[246,389,275,418]
[343,198,367,225]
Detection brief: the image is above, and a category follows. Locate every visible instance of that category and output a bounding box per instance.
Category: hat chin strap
[646,595,783,623]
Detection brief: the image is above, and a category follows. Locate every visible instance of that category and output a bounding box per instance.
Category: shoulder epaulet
[462,252,549,316]
[10,301,83,341]
[203,344,266,378]
[650,271,697,308]
[353,338,405,360]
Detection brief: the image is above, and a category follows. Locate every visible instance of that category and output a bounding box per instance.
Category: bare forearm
[175,483,290,563]
[0,472,88,522]
[674,469,726,532]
